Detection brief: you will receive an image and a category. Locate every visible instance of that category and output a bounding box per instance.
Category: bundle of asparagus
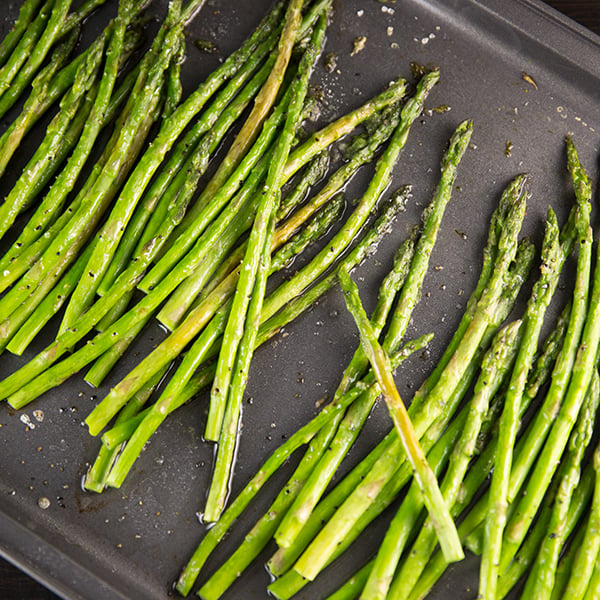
[0,0,419,508]
[172,135,598,600]
[1,2,599,600]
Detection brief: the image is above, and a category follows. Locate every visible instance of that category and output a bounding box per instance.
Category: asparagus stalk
[75,174,410,494]
[97,179,387,488]
[0,22,82,178]
[0,56,142,272]
[101,187,342,490]
[521,370,599,600]
[555,445,600,599]
[167,0,328,241]
[2,0,283,335]
[583,553,600,600]
[0,30,104,241]
[139,75,408,295]
[0,19,178,330]
[396,307,569,600]
[0,0,53,98]
[57,12,190,331]
[0,65,141,294]
[204,7,327,507]
[495,467,593,600]
[479,207,567,600]
[549,525,586,600]
[81,84,412,435]
[167,109,384,319]
[267,375,479,598]
[339,268,463,562]
[0,0,44,68]
[0,2,145,180]
[0,0,74,120]
[96,37,279,298]
[156,107,400,332]
[97,52,276,321]
[326,562,373,600]
[0,97,163,352]
[446,146,592,553]
[271,229,417,551]
[85,154,325,385]
[154,148,329,331]
[90,196,411,488]
[6,243,96,355]
[408,171,515,412]
[258,70,439,368]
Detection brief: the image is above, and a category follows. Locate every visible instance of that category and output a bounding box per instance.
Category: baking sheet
[0,0,599,598]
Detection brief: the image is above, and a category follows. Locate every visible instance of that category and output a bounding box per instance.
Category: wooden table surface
[0,1,598,599]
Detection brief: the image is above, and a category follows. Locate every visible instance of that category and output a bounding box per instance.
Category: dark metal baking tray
[0,0,599,598]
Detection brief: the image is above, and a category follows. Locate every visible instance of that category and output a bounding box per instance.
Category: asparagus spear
[3,0,283,336]
[102,143,319,340]
[101,190,343,491]
[0,64,141,288]
[57,11,191,331]
[392,306,570,600]
[171,190,417,594]
[549,525,586,600]
[0,30,104,241]
[93,51,277,337]
[91,86,406,458]
[204,6,327,519]
[521,370,599,600]
[271,229,417,551]
[154,148,329,331]
[339,267,463,562]
[96,181,397,490]
[88,194,411,490]
[583,551,600,600]
[555,444,600,599]
[167,0,330,241]
[0,21,176,322]
[0,0,75,120]
[455,140,593,559]
[0,96,163,352]
[0,0,44,68]
[139,76,408,295]
[495,465,593,600]
[382,320,521,600]
[0,0,53,97]
[78,88,409,435]
[96,36,279,297]
[479,207,566,600]
[0,22,82,178]
[155,107,401,332]
[29,177,408,495]
[7,243,96,356]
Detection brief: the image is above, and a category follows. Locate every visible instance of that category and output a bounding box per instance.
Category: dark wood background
[0,1,598,599]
